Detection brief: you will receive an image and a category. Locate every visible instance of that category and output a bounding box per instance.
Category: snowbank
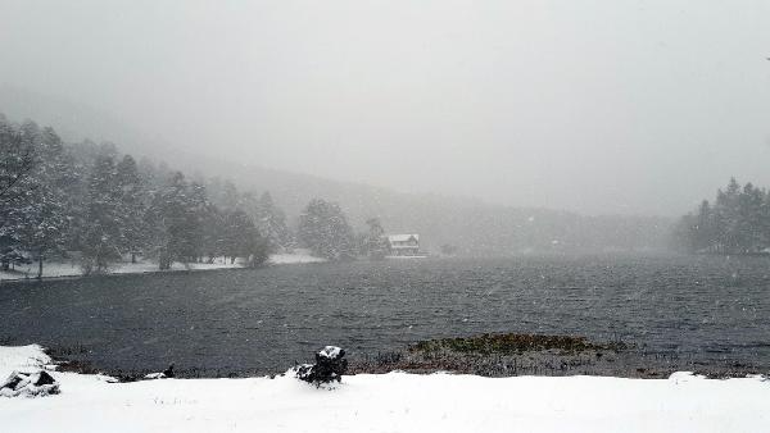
[0,259,243,281]
[0,345,51,378]
[1,345,769,432]
[0,251,325,281]
[0,262,83,280]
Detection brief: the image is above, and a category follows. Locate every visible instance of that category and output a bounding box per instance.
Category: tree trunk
[37,255,43,279]
[131,252,137,264]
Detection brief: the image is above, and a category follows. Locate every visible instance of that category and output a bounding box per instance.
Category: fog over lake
[3,1,770,216]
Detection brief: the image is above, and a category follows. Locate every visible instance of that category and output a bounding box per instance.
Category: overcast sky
[2,0,770,216]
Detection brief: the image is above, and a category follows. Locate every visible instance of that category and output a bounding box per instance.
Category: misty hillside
[0,87,672,255]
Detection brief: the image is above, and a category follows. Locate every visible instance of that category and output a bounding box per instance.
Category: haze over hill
[0,87,670,254]
[2,1,769,218]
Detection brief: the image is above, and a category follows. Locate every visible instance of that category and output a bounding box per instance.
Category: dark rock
[34,370,56,386]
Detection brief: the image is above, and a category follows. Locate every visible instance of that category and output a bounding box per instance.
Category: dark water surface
[1,255,769,375]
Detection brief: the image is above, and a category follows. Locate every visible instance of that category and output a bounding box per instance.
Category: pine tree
[185,182,210,262]
[298,199,355,261]
[0,114,37,203]
[80,152,123,273]
[0,116,34,269]
[201,203,225,262]
[8,124,77,277]
[257,192,292,252]
[678,178,770,255]
[222,209,269,265]
[363,217,388,259]
[148,172,199,269]
[115,155,148,263]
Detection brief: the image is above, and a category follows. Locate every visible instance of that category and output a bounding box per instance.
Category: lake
[1,254,768,376]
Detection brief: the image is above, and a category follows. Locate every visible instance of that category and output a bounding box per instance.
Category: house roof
[387,234,419,243]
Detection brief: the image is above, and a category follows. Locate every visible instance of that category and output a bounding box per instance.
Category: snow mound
[0,345,52,379]
[1,370,60,398]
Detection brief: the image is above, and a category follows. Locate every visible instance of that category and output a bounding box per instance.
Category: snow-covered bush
[294,346,348,386]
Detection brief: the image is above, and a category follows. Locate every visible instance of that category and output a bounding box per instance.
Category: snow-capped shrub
[294,346,348,386]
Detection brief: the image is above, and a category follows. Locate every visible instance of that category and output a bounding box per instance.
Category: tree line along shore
[674,178,770,255]
[4,113,769,280]
[0,114,399,278]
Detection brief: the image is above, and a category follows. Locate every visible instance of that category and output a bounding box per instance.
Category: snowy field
[0,251,325,281]
[1,345,768,433]
[267,248,327,265]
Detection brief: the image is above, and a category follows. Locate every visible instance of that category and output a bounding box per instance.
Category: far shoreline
[0,252,326,284]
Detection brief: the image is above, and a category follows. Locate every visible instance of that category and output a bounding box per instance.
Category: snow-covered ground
[0,259,242,281]
[268,248,326,265]
[0,251,325,281]
[1,345,768,433]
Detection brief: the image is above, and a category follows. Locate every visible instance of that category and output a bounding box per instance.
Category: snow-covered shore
[1,345,768,433]
[0,251,325,281]
[266,249,326,265]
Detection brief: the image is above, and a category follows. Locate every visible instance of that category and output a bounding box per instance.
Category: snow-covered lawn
[1,345,768,433]
[268,248,326,265]
[0,259,242,281]
[0,251,325,281]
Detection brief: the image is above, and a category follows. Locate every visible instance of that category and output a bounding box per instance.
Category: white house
[386,234,420,256]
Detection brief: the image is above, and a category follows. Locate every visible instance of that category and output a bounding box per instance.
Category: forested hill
[0,89,672,255]
[204,156,673,255]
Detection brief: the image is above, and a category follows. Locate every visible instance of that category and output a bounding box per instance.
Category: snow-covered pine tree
[80,152,123,274]
[677,178,770,254]
[257,192,293,252]
[9,124,77,278]
[147,172,203,269]
[0,114,36,203]
[0,115,35,270]
[298,198,355,261]
[363,217,388,260]
[221,209,266,265]
[186,181,211,263]
[115,154,149,263]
